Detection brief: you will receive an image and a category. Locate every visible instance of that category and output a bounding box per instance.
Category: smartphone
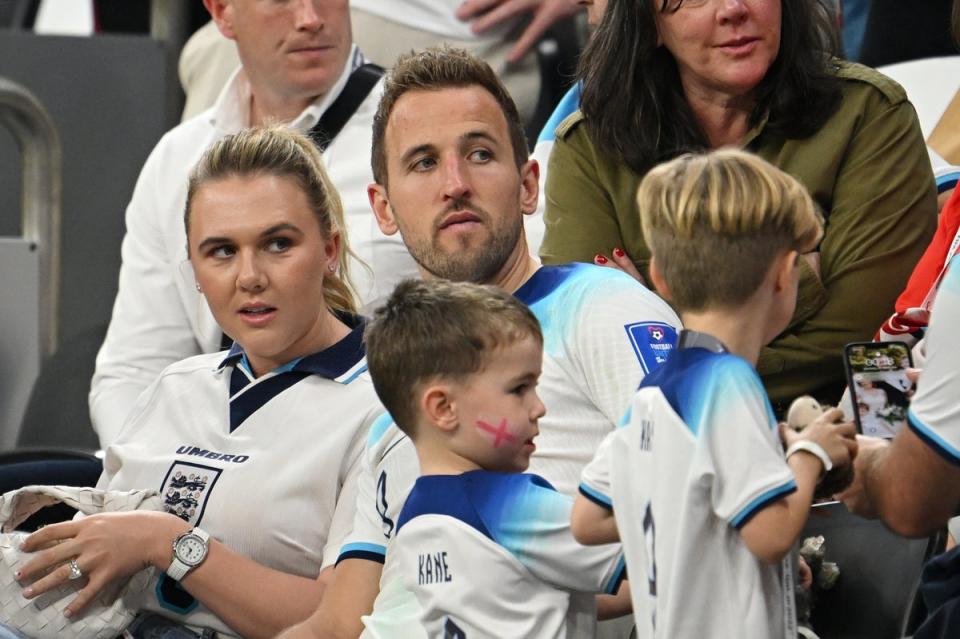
[843,341,914,439]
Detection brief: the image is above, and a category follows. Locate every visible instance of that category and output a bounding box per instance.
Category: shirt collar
[741,109,770,148]
[218,313,368,383]
[677,329,728,353]
[513,265,576,306]
[208,45,364,136]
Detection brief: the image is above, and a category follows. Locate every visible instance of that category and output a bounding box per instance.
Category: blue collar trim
[513,264,578,306]
[218,313,367,381]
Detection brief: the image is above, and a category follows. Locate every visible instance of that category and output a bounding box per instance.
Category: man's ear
[368,183,399,236]
[519,159,540,216]
[421,383,459,434]
[204,0,237,40]
[648,256,673,301]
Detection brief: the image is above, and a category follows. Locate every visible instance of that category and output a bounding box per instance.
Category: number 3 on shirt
[643,502,658,597]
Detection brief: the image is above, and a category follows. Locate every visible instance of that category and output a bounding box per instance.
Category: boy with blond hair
[571,149,858,638]
[364,279,625,638]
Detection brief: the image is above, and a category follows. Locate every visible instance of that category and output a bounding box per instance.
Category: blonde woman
[7,127,384,639]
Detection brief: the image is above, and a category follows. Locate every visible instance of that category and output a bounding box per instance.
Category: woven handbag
[0,485,163,639]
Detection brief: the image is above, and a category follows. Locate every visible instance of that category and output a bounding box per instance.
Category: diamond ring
[67,558,83,580]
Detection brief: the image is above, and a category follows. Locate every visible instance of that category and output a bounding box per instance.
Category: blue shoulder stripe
[578,484,613,510]
[604,556,627,595]
[367,412,396,448]
[337,542,386,566]
[730,481,797,529]
[907,410,960,466]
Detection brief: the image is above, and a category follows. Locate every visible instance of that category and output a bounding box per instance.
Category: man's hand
[455,0,582,64]
[835,434,890,519]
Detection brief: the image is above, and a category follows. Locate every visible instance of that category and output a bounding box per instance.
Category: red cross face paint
[457,336,545,473]
[475,419,518,448]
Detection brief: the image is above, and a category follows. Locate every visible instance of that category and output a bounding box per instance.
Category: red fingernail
[613,247,625,258]
[594,254,608,264]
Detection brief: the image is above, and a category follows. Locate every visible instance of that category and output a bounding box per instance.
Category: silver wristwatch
[167,527,210,581]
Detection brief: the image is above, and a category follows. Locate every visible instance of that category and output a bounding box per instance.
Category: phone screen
[844,342,914,439]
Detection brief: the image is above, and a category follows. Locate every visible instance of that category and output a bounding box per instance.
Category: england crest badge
[159,462,222,525]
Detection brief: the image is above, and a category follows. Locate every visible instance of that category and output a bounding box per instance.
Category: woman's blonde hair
[184,125,359,314]
[637,148,824,313]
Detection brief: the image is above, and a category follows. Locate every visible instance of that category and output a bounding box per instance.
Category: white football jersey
[99,320,383,636]
[338,264,679,636]
[908,257,960,461]
[394,471,625,639]
[580,331,799,639]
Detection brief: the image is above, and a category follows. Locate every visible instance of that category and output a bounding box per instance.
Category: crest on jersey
[159,462,222,525]
[625,322,677,374]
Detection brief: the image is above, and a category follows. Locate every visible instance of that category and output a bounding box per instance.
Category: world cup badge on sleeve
[625,322,678,374]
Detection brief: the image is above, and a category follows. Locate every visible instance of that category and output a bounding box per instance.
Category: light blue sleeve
[578,430,617,510]
[474,474,625,594]
[908,259,960,463]
[339,414,417,564]
[694,356,797,529]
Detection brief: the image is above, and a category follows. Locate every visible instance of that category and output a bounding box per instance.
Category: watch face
[176,534,208,566]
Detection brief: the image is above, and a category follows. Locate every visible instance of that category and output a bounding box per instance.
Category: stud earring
[195,282,202,292]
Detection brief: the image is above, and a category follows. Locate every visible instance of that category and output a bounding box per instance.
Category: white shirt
[90,46,419,447]
[98,319,384,636]
[350,0,515,42]
[339,263,681,636]
[580,332,798,639]
[908,256,960,461]
[394,471,624,638]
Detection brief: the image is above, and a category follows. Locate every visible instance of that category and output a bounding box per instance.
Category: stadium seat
[878,56,960,140]
[0,325,106,529]
[803,501,946,639]
[15,323,104,451]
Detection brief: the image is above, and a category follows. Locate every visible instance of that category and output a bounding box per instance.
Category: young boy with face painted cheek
[362,279,625,639]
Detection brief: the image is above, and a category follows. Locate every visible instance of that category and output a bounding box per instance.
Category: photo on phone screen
[844,341,914,439]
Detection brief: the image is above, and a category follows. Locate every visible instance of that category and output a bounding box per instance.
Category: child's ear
[648,256,673,301]
[421,383,459,433]
[773,250,800,293]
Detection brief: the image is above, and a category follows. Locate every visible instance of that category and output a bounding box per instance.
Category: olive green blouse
[541,62,938,411]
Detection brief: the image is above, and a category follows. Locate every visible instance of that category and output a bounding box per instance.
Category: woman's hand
[594,247,647,285]
[16,510,188,617]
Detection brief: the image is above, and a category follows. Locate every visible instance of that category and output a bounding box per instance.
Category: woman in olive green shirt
[541,0,937,411]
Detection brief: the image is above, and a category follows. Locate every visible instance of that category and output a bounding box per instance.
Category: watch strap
[166,556,190,581]
[785,439,833,478]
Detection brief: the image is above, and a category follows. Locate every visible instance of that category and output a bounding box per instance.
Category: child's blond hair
[637,148,823,312]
